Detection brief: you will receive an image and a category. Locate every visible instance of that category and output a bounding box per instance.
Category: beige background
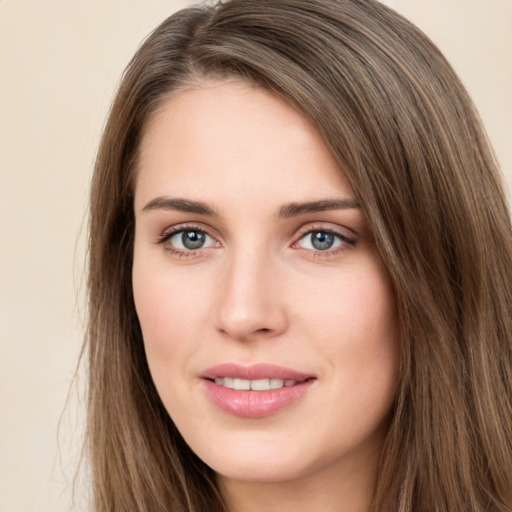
[0,1,510,511]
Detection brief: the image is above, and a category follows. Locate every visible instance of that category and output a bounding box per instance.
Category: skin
[132,80,400,512]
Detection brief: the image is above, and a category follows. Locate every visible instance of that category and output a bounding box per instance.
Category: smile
[201,363,316,418]
[213,377,299,390]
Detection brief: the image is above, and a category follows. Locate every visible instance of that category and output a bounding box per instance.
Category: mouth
[200,363,316,418]
[211,377,304,391]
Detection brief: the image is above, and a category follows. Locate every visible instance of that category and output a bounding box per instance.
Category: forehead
[135,80,354,211]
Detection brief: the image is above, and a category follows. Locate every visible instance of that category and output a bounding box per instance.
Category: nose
[214,249,289,342]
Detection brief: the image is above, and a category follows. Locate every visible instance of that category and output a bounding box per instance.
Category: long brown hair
[84,1,512,510]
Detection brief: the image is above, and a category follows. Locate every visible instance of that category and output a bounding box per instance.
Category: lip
[201,362,313,381]
[200,363,316,418]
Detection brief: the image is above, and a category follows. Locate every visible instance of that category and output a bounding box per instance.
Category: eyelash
[156,223,357,258]
[293,225,356,257]
[156,223,218,258]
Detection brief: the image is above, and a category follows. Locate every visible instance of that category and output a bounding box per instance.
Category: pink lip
[201,362,313,381]
[200,363,316,418]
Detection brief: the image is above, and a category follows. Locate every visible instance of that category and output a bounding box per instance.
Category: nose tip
[216,307,282,341]
[214,260,288,342]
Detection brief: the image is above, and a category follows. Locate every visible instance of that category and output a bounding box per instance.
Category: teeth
[234,378,251,390]
[214,377,298,390]
[220,377,234,388]
[270,378,284,389]
[251,378,271,391]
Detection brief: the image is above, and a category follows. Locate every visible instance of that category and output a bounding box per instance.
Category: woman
[84,0,512,510]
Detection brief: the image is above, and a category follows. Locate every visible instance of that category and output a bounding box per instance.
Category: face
[133,81,399,492]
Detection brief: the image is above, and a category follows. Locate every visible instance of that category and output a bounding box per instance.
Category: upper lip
[200,363,315,382]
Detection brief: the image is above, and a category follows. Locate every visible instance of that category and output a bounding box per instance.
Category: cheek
[132,259,198,365]
[132,268,199,423]
[299,260,399,390]
[298,259,397,340]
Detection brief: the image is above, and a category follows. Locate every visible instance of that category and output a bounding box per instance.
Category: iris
[310,231,335,250]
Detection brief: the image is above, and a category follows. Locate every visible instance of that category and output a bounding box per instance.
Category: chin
[182,427,307,481]
[210,454,309,484]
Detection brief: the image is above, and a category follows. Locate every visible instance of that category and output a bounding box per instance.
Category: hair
[84,0,512,510]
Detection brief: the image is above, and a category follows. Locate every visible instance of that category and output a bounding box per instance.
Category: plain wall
[0,1,510,511]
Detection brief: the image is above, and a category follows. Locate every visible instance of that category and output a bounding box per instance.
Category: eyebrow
[141,197,218,216]
[140,196,360,217]
[278,198,360,217]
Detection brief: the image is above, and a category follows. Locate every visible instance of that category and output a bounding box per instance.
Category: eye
[161,228,217,252]
[295,229,355,252]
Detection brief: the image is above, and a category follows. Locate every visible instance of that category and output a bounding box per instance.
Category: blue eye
[168,229,216,251]
[297,230,351,251]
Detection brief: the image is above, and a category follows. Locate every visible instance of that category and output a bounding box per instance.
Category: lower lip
[202,379,315,418]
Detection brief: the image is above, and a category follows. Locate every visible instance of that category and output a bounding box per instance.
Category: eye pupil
[182,230,206,249]
[311,231,335,250]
